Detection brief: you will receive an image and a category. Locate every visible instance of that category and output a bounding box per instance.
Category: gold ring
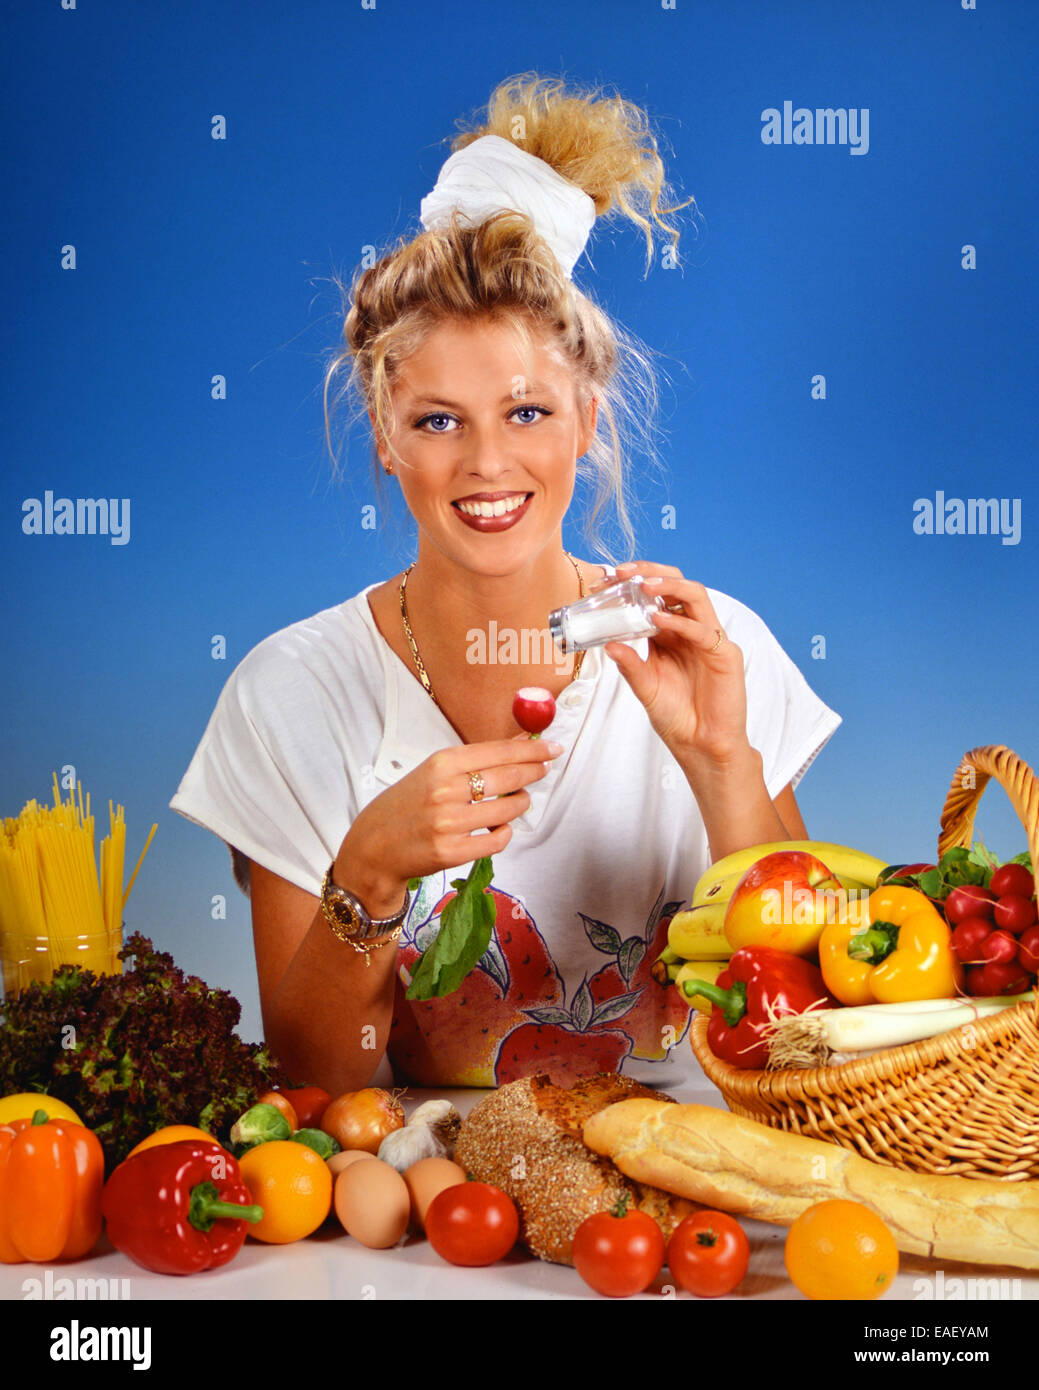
[709,629,726,653]
[665,602,684,614]
[468,770,485,802]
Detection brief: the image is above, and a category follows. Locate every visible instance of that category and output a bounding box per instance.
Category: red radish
[512,687,556,738]
[950,917,994,964]
[944,885,996,925]
[968,960,1031,996]
[1018,926,1039,974]
[980,930,1019,965]
[990,863,1035,900]
[993,895,1037,935]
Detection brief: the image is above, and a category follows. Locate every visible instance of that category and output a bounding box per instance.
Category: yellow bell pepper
[818,884,962,1005]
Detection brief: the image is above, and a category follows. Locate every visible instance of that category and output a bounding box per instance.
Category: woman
[171,73,841,1096]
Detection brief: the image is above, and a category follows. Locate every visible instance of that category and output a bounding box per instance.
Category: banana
[690,869,745,909]
[668,900,731,960]
[835,874,874,896]
[692,840,887,909]
[674,959,729,1015]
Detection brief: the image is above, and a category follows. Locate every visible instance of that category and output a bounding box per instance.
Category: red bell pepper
[101,1139,263,1275]
[682,946,835,1069]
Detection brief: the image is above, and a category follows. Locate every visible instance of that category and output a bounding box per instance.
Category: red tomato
[667,1211,750,1297]
[279,1086,332,1130]
[572,1199,665,1298]
[425,1182,519,1267]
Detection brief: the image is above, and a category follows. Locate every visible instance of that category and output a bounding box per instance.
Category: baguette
[455,1075,699,1265]
[583,1099,1039,1270]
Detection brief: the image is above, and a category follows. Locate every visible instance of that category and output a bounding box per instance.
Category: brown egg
[334,1157,411,1249]
[327,1149,377,1178]
[403,1156,468,1231]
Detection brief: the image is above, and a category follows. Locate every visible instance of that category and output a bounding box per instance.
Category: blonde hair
[322,71,697,562]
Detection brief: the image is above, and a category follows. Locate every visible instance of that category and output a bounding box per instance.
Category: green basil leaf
[405,857,496,1001]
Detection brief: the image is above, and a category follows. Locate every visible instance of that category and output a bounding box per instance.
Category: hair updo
[322,71,697,562]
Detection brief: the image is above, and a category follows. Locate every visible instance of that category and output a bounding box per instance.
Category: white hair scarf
[419,133,596,279]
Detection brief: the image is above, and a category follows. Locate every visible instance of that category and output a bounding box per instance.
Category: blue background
[3,0,1036,1044]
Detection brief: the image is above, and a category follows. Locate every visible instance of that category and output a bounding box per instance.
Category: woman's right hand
[331,736,564,916]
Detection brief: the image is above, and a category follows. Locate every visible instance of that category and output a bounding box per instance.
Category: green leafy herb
[892,841,1032,901]
[405,857,496,1001]
[967,840,1000,877]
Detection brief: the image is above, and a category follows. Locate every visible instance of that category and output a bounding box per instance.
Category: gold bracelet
[344,923,403,966]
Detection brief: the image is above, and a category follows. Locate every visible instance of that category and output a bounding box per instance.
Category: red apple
[723,851,845,957]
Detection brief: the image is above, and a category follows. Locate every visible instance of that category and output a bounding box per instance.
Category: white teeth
[456,494,528,518]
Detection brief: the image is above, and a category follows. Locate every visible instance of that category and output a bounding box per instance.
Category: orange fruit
[126,1125,216,1158]
[784,1199,898,1301]
[238,1140,333,1244]
[0,1094,84,1126]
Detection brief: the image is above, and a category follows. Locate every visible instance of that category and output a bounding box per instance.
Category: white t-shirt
[170,579,841,1089]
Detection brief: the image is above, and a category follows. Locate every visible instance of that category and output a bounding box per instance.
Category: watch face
[332,900,363,937]
[322,875,366,940]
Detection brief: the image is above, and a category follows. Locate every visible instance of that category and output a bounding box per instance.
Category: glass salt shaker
[549,575,666,653]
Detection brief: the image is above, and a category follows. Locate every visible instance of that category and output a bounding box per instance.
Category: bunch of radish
[945,863,1038,995]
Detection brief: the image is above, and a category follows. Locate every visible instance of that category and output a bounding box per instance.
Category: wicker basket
[689,745,1039,1180]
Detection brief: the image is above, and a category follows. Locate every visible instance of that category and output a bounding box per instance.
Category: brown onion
[320,1087,406,1155]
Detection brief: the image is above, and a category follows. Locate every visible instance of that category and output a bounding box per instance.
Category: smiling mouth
[453,492,532,519]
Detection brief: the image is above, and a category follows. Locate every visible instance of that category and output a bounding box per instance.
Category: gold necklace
[398,553,587,711]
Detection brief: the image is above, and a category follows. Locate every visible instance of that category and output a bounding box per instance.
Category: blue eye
[413,405,552,432]
[418,413,455,433]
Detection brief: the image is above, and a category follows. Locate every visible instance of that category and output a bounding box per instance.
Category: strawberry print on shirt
[387,873,694,1088]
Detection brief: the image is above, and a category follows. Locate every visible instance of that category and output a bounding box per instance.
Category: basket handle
[938,745,1039,898]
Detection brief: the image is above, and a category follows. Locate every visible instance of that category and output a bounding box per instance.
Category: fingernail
[644,576,664,585]
[546,741,564,755]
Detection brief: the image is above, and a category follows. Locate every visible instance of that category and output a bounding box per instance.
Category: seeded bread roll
[583,1099,1039,1270]
[454,1074,699,1265]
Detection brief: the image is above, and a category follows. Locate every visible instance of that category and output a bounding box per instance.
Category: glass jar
[549,575,665,653]
[0,931,119,999]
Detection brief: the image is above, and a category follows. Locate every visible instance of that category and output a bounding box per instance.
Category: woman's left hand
[593,561,750,772]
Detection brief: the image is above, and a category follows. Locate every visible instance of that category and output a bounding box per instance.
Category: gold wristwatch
[320,864,410,943]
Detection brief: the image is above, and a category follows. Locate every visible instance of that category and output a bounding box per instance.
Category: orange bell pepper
[818,884,962,1006]
[0,1109,105,1264]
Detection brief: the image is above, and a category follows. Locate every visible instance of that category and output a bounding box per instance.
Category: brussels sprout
[289,1128,340,1159]
[230,1101,292,1150]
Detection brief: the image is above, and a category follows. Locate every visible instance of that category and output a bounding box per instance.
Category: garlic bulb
[408,1100,462,1155]
[377,1123,447,1173]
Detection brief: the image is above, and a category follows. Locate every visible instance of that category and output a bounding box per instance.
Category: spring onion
[765,993,1035,1069]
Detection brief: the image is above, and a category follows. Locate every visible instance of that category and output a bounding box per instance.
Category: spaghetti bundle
[0,774,156,992]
